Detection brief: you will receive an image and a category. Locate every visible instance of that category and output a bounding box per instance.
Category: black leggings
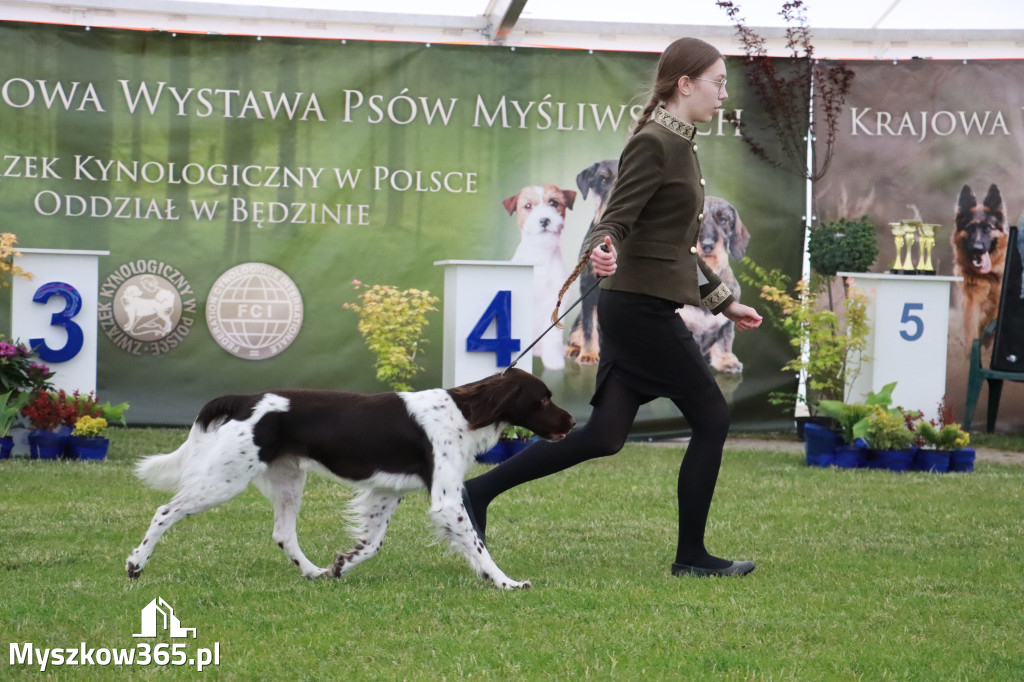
[465,371,732,565]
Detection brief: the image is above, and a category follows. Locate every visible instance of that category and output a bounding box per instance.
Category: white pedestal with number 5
[840,271,960,422]
[434,260,534,388]
[12,248,109,394]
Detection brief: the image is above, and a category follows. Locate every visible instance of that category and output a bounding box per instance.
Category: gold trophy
[900,220,920,272]
[890,222,908,273]
[916,223,939,273]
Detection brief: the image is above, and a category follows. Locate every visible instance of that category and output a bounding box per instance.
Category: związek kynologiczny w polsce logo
[8,597,220,672]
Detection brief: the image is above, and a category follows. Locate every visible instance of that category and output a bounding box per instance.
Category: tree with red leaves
[716,0,854,182]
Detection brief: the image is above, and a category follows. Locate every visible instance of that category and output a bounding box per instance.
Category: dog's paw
[500,579,531,590]
[565,343,581,360]
[577,351,600,365]
[127,561,142,580]
[302,567,330,580]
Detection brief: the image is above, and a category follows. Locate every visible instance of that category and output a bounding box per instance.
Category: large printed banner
[0,22,804,428]
[815,59,1024,430]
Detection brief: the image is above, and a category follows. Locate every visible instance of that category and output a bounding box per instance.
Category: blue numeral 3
[30,281,85,363]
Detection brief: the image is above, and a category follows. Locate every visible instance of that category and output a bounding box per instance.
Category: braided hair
[549,37,722,326]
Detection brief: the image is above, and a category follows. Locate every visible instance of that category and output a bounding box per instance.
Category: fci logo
[133,598,196,639]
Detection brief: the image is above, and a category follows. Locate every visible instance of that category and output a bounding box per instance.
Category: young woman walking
[464,37,763,577]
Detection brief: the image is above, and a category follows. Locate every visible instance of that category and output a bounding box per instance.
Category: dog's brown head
[698,196,750,274]
[447,368,575,440]
[954,184,1007,277]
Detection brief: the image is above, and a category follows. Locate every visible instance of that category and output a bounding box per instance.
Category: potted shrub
[807,216,879,310]
[916,421,972,473]
[22,391,78,459]
[862,405,916,471]
[813,382,897,468]
[68,415,110,461]
[343,280,440,391]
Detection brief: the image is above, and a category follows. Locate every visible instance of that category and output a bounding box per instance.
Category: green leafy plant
[817,382,896,444]
[98,400,130,426]
[343,280,440,392]
[807,216,879,310]
[0,390,30,438]
[862,404,915,451]
[500,426,535,441]
[741,257,871,412]
[917,422,970,451]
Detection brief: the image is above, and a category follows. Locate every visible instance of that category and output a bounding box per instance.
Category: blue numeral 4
[466,290,521,367]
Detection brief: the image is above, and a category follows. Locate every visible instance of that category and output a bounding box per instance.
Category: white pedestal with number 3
[12,248,109,394]
[840,271,960,423]
[434,260,534,388]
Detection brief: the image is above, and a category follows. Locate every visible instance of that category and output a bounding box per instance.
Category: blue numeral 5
[899,302,924,342]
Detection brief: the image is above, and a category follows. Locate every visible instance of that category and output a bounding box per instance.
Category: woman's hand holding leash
[591,236,617,276]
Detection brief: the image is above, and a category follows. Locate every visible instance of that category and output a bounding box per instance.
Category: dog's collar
[652,107,696,141]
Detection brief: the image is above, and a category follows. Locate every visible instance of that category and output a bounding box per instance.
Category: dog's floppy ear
[728,207,751,260]
[575,163,597,199]
[956,185,976,231]
[502,193,521,216]
[562,189,577,211]
[983,184,1005,228]
[448,373,521,430]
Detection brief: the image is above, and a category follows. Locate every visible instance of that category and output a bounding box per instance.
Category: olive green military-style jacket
[587,107,734,315]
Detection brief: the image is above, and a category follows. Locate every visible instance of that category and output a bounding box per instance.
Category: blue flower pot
[803,423,842,467]
[28,430,66,460]
[0,436,13,460]
[949,448,976,473]
[475,437,537,464]
[914,449,950,473]
[69,436,109,461]
[875,449,915,472]
[834,445,868,469]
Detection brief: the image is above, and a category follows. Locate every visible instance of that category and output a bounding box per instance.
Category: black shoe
[671,560,755,577]
[461,488,486,547]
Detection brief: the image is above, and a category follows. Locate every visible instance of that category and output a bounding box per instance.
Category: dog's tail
[134,423,208,492]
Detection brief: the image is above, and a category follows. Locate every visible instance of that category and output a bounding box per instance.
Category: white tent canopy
[2,0,1023,59]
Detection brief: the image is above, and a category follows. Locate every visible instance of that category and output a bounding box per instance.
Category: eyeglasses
[691,77,727,94]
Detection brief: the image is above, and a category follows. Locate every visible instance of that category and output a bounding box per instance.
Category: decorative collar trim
[653,107,696,140]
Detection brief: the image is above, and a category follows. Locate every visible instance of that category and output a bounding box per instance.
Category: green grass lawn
[2,428,1023,680]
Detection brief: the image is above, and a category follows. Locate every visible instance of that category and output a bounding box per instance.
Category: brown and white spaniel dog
[127,369,575,590]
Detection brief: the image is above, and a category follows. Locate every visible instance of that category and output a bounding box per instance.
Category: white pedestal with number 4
[434,260,534,388]
[841,271,960,423]
[12,248,109,394]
